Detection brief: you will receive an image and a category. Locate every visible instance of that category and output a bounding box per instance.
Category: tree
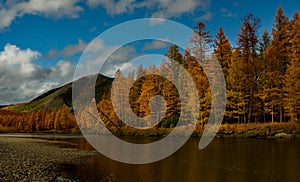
[284,14,300,122]
[214,27,232,79]
[226,49,247,123]
[165,44,183,85]
[187,22,212,125]
[190,22,212,62]
[264,6,291,122]
[237,13,261,123]
[130,65,145,118]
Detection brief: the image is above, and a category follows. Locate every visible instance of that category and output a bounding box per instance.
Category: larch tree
[237,13,261,123]
[214,27,232,79]
[256,30,272,123]
[130,65,145,118]
[226,49,247,123]
[188,22,212,125]
[284,13,300,122]
[264,6,291,122]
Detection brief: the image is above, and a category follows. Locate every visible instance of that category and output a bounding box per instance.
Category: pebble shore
[0,137,97,181]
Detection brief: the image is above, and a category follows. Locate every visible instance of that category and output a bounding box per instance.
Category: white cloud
[119,62,137,74]
[0,0,83,30]
[0,40,138,104]
[46,39,88,59]
[73,38,139,78]
[86,0,212,19]
[148,18,166,26]
[51,60,75,83]
[150,0,211,19]
[197,11,213,21]
[0,44,41,77]
[0,0,213,30]
[87,0,136,15]
[143,40,169,50]
[73,38,119,78]
[0,44,75,104]
[102,46,137,76]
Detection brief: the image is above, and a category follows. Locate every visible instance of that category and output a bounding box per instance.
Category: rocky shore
[0,137,97,181]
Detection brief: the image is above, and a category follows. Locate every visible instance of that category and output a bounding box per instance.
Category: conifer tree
[237,14,261,123]
[265,6,291,122]
[214,27,232,79]
[284,14,300,122]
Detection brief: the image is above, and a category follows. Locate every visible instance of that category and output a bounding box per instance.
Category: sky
[0,0,299,105]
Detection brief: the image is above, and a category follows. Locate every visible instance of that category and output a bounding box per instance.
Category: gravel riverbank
[0,136,97,181]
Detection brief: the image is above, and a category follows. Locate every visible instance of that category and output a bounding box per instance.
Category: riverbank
[1,122,300,139]
[0,136,97,181]
[118,122,300,139]
[215,122,300,139]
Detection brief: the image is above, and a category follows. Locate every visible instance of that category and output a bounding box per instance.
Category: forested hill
[5,74,113,112]
[0,74,113,132]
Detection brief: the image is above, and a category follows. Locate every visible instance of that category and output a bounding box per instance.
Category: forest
[0,6,299,133]
[97,5,300,127]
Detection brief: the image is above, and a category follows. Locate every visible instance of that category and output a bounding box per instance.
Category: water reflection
[73,137,300,181]
[3,134,299,181]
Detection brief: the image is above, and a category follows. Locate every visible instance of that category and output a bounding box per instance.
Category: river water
[4,134,300,181]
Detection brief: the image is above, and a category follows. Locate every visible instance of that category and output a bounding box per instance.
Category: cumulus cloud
[86,0,212,19]
[73,38,118,78]
[0,0,83,30]
[0,44,74,104]
[150,0,211,19]
[87,0,136,15]
[46,39,88,59]
[143,40,170,50]
[72,38,139,78]
[0,0,213,30]
[0,40,137,104]
[101,45,138,76]
[51,60,75,84]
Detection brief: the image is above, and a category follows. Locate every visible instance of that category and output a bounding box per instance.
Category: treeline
[220,6,300,123]
[96,54,209,128]
[0,105,77,132]
[98,6,300,127]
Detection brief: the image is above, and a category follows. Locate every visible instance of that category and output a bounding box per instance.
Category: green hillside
[6,74,113,113]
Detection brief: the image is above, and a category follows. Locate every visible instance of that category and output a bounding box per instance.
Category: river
[3,134,300,181]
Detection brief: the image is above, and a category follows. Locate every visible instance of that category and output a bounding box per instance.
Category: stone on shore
[274,132,292,139]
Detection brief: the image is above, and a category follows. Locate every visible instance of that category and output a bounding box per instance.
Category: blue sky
[0,0,299,104]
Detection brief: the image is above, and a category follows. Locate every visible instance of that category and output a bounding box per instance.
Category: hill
[0,74,113,133]
[4,74,113,113]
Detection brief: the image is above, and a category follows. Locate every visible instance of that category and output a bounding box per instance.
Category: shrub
[161,117,179,128]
